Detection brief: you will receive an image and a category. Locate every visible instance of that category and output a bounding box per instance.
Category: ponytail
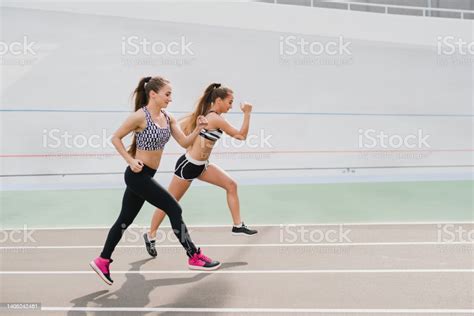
[182,83,232,135]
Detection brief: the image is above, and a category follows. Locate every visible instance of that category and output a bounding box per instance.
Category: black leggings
[100,164,197,259]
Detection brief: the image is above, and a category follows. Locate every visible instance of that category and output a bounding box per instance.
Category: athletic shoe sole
[232,232,257,236]
[188,262,222,271]
[89,261,113,285]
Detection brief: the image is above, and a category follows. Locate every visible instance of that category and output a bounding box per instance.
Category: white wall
[0,2,472,190]
[2,0,472,46]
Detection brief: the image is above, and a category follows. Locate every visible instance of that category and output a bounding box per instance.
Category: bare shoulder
[129,108,147,130]
[133,107,145,116]
[206,112,224,123]
[163,110,177,123]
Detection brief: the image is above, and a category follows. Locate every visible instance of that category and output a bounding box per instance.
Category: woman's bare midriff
[187,137,215,162]
[135,150,164,170]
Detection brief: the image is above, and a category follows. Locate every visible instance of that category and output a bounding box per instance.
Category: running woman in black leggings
[90,76,220,285]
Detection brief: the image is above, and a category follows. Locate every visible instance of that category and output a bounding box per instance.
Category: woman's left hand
[196,115,208,130]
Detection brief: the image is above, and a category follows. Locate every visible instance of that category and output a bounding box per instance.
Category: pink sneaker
[89,257,113,285]
[188,248,221,271]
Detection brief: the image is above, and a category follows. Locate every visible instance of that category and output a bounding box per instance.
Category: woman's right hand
[128,158,144,173]
[240,102,253,114]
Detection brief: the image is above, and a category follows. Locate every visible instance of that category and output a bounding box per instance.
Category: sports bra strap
[161,110,170,124]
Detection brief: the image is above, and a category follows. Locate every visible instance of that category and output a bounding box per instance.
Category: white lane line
[1,241,473,250]
[2,221,473,230]
[2,269,474,275]
[41,307,474,314]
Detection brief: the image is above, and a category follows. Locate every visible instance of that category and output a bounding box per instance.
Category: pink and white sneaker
[188,248,221,271]
[89,257,113,285]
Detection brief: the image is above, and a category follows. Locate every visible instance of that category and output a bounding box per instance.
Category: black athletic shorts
[174,153,209,181]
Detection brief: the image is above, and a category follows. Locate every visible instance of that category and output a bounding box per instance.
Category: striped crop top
[136,106,171,151]
[199,128,223,142]
[199,110,223,142]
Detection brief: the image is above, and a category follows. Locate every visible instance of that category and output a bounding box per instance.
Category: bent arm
[216,112,251,141]
[169,114,201,148]
[111,111,144,164]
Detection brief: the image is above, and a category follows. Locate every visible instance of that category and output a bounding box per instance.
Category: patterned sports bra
[136,106,171,151]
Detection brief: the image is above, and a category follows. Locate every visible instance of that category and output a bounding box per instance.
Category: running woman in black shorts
[90,76,220,285]
[143,83,257,257]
